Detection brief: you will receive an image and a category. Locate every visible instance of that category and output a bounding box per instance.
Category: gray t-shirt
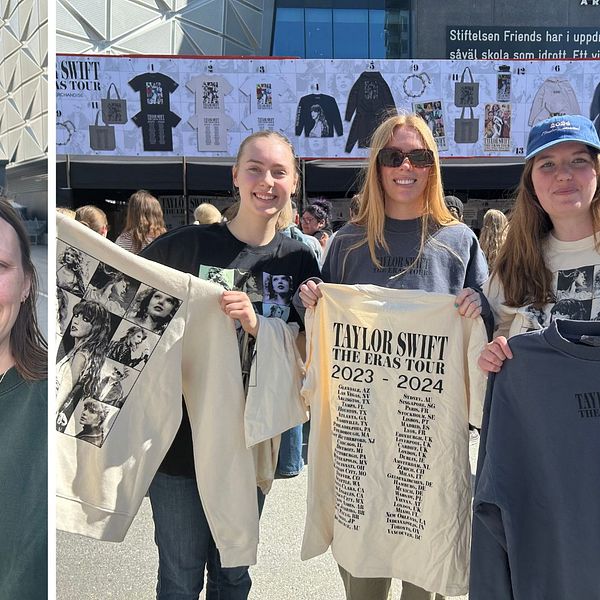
[323,217,488,293]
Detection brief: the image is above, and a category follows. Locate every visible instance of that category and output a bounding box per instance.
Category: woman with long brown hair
[0,198,47,599]
[479,114,600,372]
[116,189,166,254]
[139,130,320,599]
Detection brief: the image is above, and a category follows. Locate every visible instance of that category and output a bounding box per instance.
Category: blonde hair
[479,209,508,271]
[75,205,108,235]
[352,113,457,269]
[193,203,222,224]
[232,130,297,230]
[57,207,76,219]
[122,190,167,253]
[493,148,600,307]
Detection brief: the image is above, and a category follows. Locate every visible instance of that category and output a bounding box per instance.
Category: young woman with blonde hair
[116,190,166,254]
[140,130,320,599]
[299,112,488,600]
[478,208,508,271]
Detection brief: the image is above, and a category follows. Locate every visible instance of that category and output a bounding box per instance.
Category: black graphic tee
[295,94,343,138]
[129,73,181,151]
[141,223,321,477]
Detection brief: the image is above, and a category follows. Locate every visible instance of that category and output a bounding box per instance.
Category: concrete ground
[57,438,477,599]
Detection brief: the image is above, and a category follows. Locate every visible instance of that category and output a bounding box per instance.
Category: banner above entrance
[56,55,600,160]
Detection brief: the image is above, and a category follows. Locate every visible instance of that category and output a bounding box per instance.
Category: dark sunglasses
[377,148,435,168]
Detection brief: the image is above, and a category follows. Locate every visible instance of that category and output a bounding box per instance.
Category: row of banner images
[56,55,600,159]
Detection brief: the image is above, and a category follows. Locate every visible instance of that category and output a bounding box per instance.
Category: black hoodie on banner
[344,71,396,153]
[129,72,181,151]
[295,94,343,138]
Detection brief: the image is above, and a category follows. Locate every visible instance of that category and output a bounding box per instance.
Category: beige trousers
[338,565,445,600]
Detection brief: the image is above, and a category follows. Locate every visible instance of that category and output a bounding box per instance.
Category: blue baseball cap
[526,115,600,160]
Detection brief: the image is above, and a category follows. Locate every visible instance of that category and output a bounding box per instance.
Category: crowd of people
[53,112,600,600]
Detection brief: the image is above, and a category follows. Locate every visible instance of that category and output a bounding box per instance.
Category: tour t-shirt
[129,72,181,151]
[140,222,321,477]
[186,75,234,151]
[485,232,600,338]
[301,283,487,596]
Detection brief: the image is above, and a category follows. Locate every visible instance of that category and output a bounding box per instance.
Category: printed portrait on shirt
[125,285,182,335]
[199,265,234,291]
[556,266,594,301]
[56,242,98,297]
[71,398,117,447]
[84,262,139,317]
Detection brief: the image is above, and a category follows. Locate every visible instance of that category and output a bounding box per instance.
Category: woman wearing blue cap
[479,114,600,371]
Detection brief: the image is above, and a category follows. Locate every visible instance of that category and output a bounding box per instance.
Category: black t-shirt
[140,222,321,477]
[129,73,181,151]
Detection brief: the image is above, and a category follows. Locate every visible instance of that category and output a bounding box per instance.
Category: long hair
[0,198,47,380]
[70,300,111,397]
[122,190,166,253]
[58,246,86,294]
[479,209,509,271]
[351,113,457,270]
[492,148,600,307]
[122,325,147,347]
[232,130,296,230]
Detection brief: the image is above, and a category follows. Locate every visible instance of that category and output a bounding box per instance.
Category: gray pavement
[57,439,478,599]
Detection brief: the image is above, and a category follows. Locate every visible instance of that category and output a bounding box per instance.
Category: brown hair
[479,209,509,271]
[75,205,108,235]
[0,198,47,380]
[122,190,166,253]
[492,148,600,307]
[351,113,457,269]
[232,130,297,229]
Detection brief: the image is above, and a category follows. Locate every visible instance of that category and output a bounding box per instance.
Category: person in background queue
[116,190,167,254]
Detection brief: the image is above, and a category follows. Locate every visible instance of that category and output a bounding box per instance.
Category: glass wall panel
[333,9,368,58]
[272,8,305,57]
[305,8,333,59]
[369,9,386,58]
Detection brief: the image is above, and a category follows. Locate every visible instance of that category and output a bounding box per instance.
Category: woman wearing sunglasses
[299,112,488,600]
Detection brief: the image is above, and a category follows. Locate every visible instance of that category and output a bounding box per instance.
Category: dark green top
[0,367,47,600]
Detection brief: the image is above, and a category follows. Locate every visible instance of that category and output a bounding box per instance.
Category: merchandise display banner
[56,55,600,159]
